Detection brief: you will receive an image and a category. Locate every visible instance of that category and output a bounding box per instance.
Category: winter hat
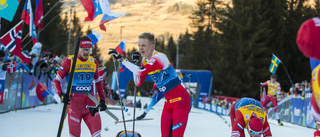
[0,50,5,57]
[248,115,263,132]
[296,17,320,61]
[34,42,42,49]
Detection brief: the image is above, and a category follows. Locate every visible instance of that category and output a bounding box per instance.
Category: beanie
[296,17,320,61]
[248,117,263,132]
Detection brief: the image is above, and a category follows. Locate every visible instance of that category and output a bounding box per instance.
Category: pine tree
[166,36,177,66]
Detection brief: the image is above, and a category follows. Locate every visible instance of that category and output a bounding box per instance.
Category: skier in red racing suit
[54,36,106,137]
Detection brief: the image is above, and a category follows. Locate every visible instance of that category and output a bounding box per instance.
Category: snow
[0,96,316,137]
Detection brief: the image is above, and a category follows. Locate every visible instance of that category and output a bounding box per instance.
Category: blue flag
[269,54,281,74]
[87,30,103,45]
[0,0,19,21]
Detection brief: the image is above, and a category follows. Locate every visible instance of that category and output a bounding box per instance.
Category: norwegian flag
[7,62,16,73]
[0,21,31,64]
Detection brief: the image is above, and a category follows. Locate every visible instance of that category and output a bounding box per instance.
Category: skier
[260,74,283,126]
[230,97,272,137]
[54,36,106,137]
[296,17,320,137]
[109,32,190,137]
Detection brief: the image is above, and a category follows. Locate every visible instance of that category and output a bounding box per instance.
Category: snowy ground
[0,96,316,137]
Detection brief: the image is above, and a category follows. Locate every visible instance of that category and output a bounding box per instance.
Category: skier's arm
[277,82,281,94]
[122,55,168,86]
[53,57,71,95]
[231,111,245,137]
[93,58,105,101]
[260,81,268,86]
[262,115,272,137]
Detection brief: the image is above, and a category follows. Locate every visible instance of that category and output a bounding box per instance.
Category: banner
[304,98,316,128]
[0,70,6,104]
[292,98,304,124]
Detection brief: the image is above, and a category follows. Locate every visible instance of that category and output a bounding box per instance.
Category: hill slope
[73,0,196,61]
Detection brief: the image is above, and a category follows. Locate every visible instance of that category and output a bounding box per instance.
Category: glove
[132,51,141,64]
[108,49,123,62]
[59,92,71,104]
[98,100,107,111]
[260,82,263,86]
[88,106,99,116]
[136,112,147,120]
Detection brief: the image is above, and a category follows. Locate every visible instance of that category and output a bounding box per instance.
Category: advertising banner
[0,70,6,104]
[292,98,304,124]
[304,98,316,128]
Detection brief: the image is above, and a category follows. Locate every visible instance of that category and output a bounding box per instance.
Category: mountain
[72,0,196,61]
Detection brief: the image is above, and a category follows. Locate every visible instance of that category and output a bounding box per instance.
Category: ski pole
[112,59,127,137]
[132,60,139,135]
[56,38,80,137]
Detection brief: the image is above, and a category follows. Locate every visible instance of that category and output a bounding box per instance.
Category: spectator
[304,81,311,93]
[294,83,302,96]
[30,42,42,67]
[0,50,7,71]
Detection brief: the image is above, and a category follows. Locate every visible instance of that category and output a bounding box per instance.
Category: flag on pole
[115,38,126,57]
[21,0,37,39]
[7,62,17,73]
[35,0,43,30]
[0,0,19,22]
[80,0,126,31]
[36,82,61,103]
[87,30,104,45]
[99,0,126,31]
[0,21,31,64]
[269,54,281,74]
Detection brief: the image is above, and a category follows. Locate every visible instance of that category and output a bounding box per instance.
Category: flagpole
[22,0,78,48]
[273,53,294,87]
[281,62,294,87]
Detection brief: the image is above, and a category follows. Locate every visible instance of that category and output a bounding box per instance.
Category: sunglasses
[81,47,92,51]
[248,121,262,135]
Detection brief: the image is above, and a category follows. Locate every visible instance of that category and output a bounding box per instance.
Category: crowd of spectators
[0,42,64,80]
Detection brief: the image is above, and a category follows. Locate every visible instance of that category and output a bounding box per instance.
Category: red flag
[0,21,31,64]
[28,77,36,90]
[36,83,49,102]
[115,39,126,57]
[35,0,43,30]
[7,62,16,73]
[21,0,30,25]
[80,0,95,21]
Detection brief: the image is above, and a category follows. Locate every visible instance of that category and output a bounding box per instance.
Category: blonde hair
[138,32,155,45]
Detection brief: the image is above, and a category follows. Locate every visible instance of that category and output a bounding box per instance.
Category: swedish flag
[0,0,19,22]
[269,54,281,74]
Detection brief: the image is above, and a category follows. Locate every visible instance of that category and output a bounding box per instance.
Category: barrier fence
[0,70,63,113]
[0,69,317,129]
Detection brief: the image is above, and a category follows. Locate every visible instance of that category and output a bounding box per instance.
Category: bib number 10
[78,73,92,81]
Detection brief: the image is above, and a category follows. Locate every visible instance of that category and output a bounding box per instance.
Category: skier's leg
[171,109,189,137]
[161,102,173,137]
[83,111,102,137]
[68,107,83,137]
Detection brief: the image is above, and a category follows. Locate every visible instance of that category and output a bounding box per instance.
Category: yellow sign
[169,97,182,103]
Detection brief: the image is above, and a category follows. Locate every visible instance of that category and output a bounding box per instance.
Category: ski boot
[278,119,284,126]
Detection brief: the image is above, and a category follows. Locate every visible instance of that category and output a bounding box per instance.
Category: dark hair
[270,74,277,79]
[0,50,5,57]
[80,36,92,42]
